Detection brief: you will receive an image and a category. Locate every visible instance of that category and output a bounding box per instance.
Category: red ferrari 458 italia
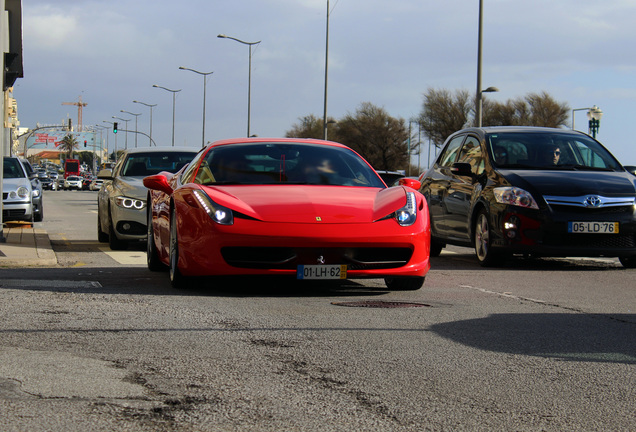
[143,138,431,290]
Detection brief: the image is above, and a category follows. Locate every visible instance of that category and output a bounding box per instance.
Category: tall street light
[217,34,261,137]
[587,105,603,139]
[474,0,499,127]
[121,110,141,148]
[180,66,214,148]
[112,116,130,149]
[133,100,157,146]
[323,0,331,140]
[153,85,181,146]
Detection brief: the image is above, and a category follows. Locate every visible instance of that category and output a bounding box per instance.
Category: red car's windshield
[196,143,385,187]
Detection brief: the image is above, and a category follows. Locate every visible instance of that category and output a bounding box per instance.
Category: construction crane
[62,95,87,132]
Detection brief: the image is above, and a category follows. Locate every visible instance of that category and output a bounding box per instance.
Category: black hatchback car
[419,126,636,267]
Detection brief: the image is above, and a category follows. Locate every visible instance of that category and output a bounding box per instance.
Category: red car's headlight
[193,190,234,225]
[389,191,418,227]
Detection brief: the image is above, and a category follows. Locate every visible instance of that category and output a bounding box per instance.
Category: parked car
[18,159,44,221]
[143,137,431,289]
[81,175,94,190]
[419,126,636,267]
[89,178,104,191]
[375,170,406,187]
[63,175,83,190]
[97,147,198,250]
[39,171,56,190]
[46,172,59,190]
[2,157,35,222]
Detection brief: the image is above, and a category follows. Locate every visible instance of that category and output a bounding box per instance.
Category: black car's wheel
[97,212,108,243]
[147,209,166,271]
[619,256,636,268]
[33,203,43,222]
[474,209,500,267]
[108,212,128,250]
[430,238,444,257]
[384,276,425,291]
[169,207,188,288]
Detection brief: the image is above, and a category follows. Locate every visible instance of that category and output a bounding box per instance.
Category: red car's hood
[200,185,407,223]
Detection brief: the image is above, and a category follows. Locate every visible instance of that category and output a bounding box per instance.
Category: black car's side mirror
[450,162,473,177]
[624,165,636,176]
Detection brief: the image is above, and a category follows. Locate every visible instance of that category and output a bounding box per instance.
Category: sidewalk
[0,225,57,267]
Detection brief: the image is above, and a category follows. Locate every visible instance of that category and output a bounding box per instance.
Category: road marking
[0,279,102,288]
[460,285,547,304]
[99,247,146,265]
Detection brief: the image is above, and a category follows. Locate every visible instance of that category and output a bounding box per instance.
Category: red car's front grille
[221,247,413,270]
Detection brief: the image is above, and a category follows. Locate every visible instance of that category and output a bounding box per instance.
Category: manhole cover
[331,300,431,308]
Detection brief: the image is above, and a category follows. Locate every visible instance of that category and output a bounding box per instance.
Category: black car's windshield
[196,142,385,187]
[487,132,622,171]
[121,152,195,177]
[3,158,25,179]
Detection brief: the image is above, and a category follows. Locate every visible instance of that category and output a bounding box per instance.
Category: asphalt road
[0,189,634,431]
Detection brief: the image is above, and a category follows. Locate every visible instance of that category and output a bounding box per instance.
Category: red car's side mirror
[399,177,421,190]
[143,174,173,196]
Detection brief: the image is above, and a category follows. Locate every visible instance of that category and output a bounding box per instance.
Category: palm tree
[58,134,79,158]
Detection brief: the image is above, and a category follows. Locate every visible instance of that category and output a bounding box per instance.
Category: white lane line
[460,285,547,304]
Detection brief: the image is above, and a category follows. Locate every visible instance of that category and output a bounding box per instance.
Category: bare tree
[286,114,324,139]
[418,88,471,148]
[482,91,569,128]
[336,102,411,171]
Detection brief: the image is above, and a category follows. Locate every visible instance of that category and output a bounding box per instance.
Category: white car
[97,147,197,250]
[2,157,35,222]
[89,179,104,191]
[63,175,83,190]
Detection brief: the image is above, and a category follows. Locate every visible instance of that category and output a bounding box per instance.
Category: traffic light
[113,122,118,134]
[84,140,87,147]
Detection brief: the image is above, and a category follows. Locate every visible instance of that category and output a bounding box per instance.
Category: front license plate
[297,264,347,280]
[568,221,619,234]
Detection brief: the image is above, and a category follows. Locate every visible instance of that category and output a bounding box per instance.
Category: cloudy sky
[15,0,636,166]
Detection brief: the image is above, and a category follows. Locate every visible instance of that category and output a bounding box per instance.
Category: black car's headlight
[394,191,418,227]
[193,190,234,225]
[115,196,146,210]
[493,187,539,209]
[32,189,41,198]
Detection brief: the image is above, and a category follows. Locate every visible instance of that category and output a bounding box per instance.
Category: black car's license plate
[568,221,619,234]
[297,264,347,280]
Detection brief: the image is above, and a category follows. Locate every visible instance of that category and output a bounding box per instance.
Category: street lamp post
[587,105,603,139]
[112,116,130,149]
[153,85,181,146]
[121,110,141,148]
[133,100,157,146]
[180,66,214,148]
[474,0,500,127]
[408,120,419,176]
[217,34,261,137]
[323,0,330,140]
